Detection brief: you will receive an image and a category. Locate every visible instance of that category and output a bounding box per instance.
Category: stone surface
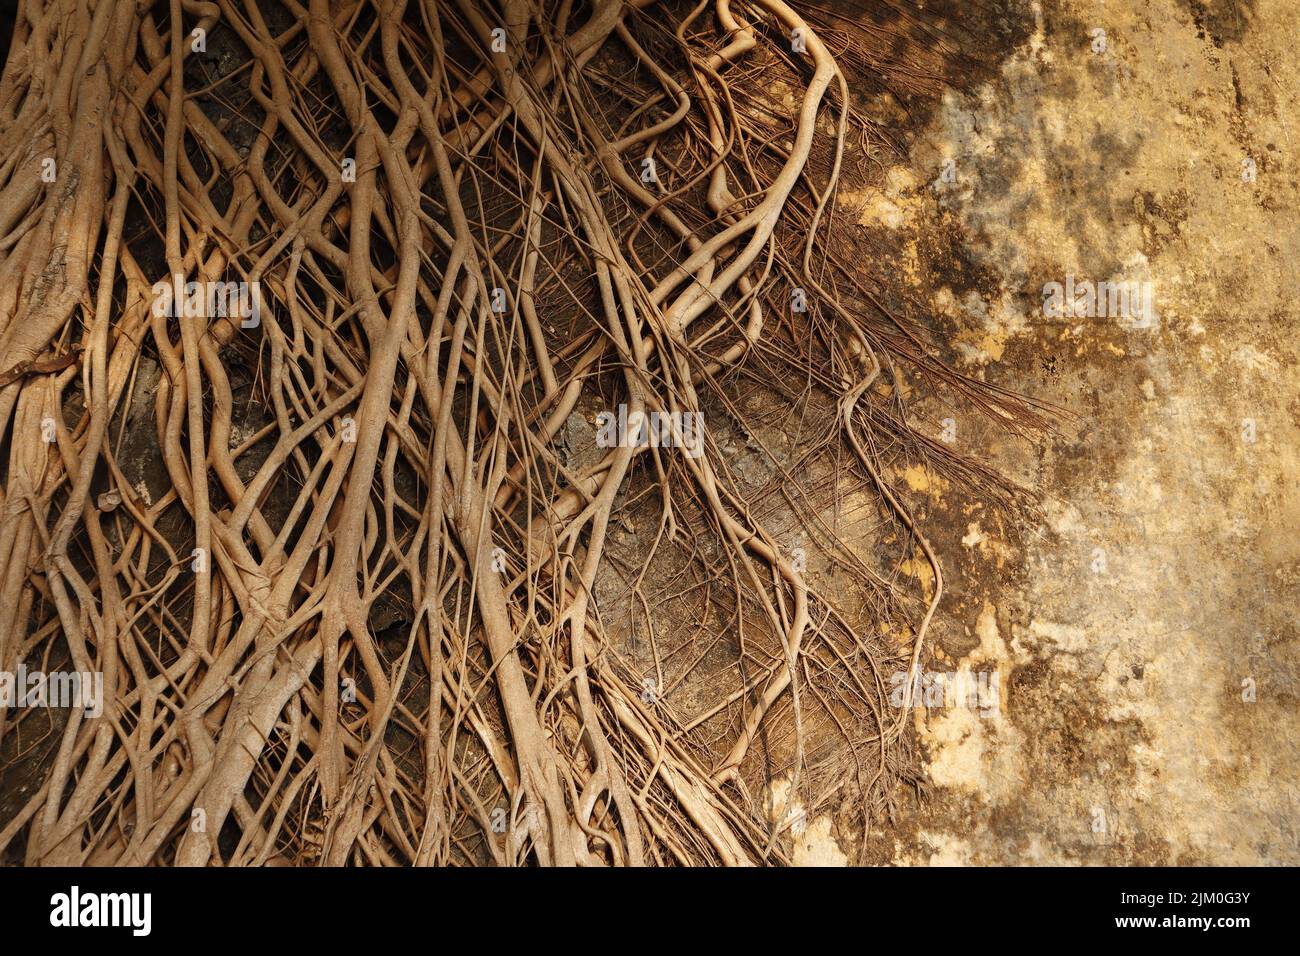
[844,0,1299,866]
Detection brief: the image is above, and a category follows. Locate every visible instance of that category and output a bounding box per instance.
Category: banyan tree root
[0,0,1045,865]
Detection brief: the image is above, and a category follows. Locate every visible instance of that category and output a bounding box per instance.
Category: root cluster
[0,0,1041,865]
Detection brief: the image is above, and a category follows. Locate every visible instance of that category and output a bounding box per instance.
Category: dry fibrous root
[0,0,1047,866]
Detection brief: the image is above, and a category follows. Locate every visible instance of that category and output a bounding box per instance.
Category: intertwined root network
[0,0,1041,865]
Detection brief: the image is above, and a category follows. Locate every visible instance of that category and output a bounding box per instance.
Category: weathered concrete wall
[820,0,1299,865]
